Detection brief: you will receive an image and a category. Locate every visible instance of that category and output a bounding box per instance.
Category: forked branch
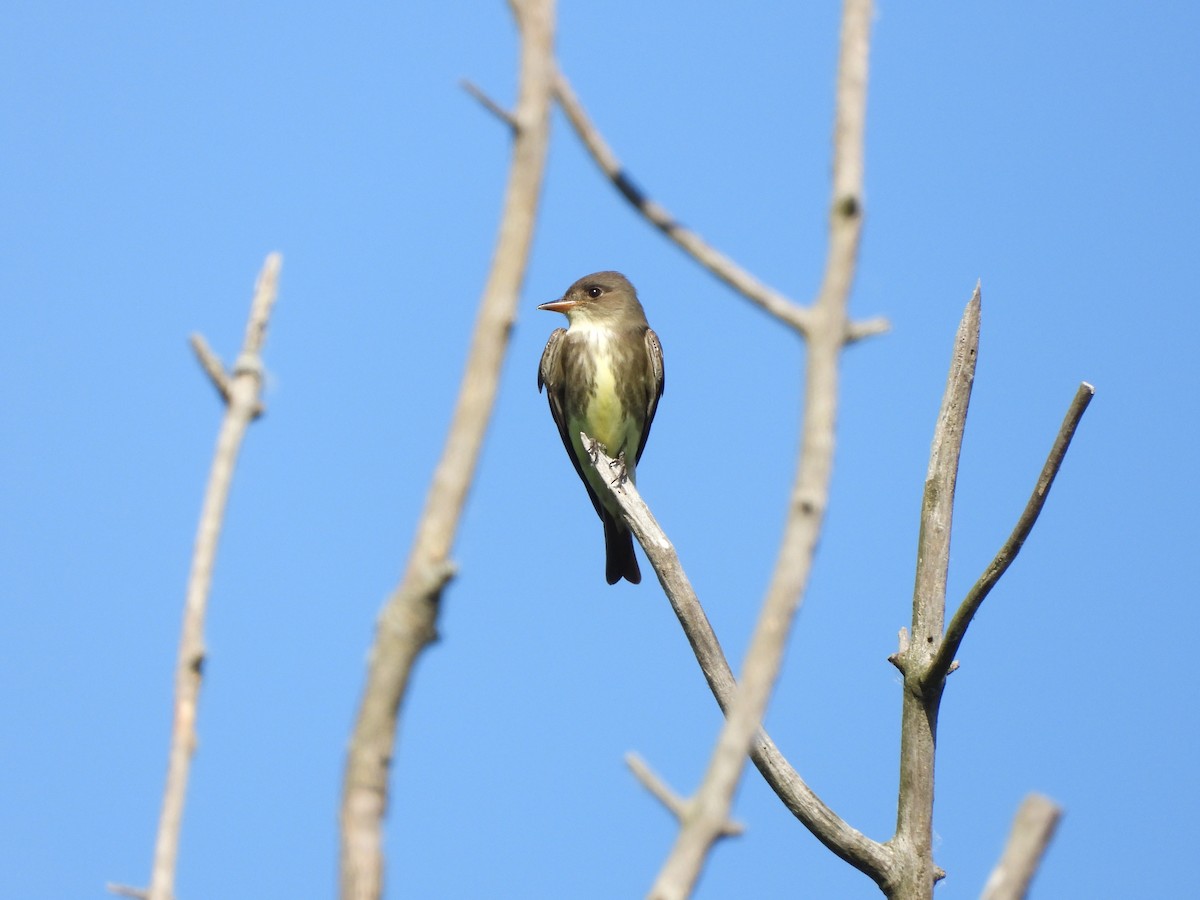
[886,287,1091,900]
[114,253,281,900]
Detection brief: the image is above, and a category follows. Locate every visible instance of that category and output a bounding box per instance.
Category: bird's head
[537,271,644,326]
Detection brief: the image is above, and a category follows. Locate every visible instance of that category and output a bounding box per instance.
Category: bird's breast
[569,326,640,460]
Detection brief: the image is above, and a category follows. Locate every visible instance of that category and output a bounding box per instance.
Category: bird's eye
[587,286,602,298]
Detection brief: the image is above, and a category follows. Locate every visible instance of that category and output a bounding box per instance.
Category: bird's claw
[609,450,628,488]
[583,435,605,465]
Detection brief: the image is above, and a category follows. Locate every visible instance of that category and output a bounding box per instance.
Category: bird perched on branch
[537,271,665,585]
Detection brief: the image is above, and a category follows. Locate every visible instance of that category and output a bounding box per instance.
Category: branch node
[888,626,911,672]
[625,753,744,838]
[232,351,264,379]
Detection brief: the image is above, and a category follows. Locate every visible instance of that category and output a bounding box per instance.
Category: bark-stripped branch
[926,382,1095,686]
[884,287,980,899]
[644,1,877,896]
[981,794,1063,900]
[460,78,519,132]
[584,437,895,891]
[899,287,981,678]
[625,753,745,838]
[553,67,888,344]
[884,288,1090,899]
[338,3,554,898]
[114,253,281,900]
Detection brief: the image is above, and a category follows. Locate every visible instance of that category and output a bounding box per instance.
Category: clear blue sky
[3,3,1197,898]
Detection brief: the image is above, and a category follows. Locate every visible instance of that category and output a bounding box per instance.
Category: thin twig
[337,3,555,899]
[927,382,1095,686]
[106,884,149,900]
[626,752,690,821]
[981,794,1063,900]
[646,1,875,896]
[142,253,281,900]
[460,79,519,131]
[626,753,744,837]
[585,437,895,890]
[553,68,813,335]
[188,334,230,403]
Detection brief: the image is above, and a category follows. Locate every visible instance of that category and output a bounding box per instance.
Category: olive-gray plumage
[537,272,664,584]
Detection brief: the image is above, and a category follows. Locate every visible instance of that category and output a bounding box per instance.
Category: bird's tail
[603,514,641,585]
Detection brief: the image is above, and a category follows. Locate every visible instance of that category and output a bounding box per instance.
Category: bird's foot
[609,450,629,488]
[584,435,608,466]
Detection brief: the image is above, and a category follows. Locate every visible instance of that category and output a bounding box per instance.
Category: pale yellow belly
[584,359,631,453]
[567,356,641,499]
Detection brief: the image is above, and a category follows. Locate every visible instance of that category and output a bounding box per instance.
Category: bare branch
[846,315,891,344]
[338,3,555,898]
[645,1,875,895]
[626,753,689,822]
[586,423,894,889]
[626,753,744,837]
[145,252,281,900]
[887,285,980,900]
[106,884,149,900]
[981,794,1063,900]
[188,334,230,403]
[926,382,1094,685]
[460,78,518,131]
[906,285,981,670]
[552,68,814,335]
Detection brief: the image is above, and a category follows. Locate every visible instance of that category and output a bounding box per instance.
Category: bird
[537,271,665,585]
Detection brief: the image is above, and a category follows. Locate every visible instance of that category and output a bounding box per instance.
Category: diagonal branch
[553,68,811,335]
[188,335,231,403]
[981,794,1063,900]
[460,78,519,132]
[127,253,281,900]
[553,69,888,344]
[646,0,876,895]
[338,2,555,898]
[584,438,895,890]
[927,382,1095,686]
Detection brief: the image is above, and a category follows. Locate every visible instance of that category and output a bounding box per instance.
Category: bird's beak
[537,298,576,314]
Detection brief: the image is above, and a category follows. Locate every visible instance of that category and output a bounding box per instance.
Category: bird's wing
[539,328,604,519]
[634,328,665,464]
[537,326,564,394]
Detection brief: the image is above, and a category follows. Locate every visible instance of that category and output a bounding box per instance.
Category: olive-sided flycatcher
[537,271,665,585]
